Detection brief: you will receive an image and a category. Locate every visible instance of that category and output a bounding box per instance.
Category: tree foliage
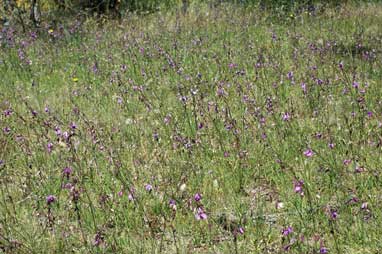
[0,0,376,30]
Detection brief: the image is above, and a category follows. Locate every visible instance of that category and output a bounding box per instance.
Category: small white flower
[180,183,186,192]
[213,179,219,188]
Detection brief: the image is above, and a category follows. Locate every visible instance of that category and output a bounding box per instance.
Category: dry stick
[74,198,90,248]
[172,226,179,254]
[65,127,92,252]
[234,234,238,254]
[329,220,341,254]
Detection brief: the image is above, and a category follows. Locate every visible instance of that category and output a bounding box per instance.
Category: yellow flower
[72,77,79,82]
[48,29,54,34]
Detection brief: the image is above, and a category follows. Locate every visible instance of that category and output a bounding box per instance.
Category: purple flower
[47,142,53,153]
[70,122,77,129]
[343,159,351,166]
[294,180,304,196]
[169,199,177,210]
[18,48,25,60]
[281,226,293,236]
[287,71,294,80]
[301,82,307,94]
[62,183,73,189]
[272,32,277,41]
[30,31,37,40]
[194,193,202,202]
[282,112,291,121]
[63,167,72,177]
[195,207,207,220]
[355,166,364,173]
[352,81,359,89]
[145,184,153,192]
[71,189,80,202]
[4,109,12,116]
[330,209,338,220]
[179,95,188,103]
[3,127,11,134]
[339,61,344,70]
[93,232,104,246]
[361,202,368,210]
[228,63,237,69]
[164,115,171,124]
[217,87,226,97]
[31,110,37,117]
[55,126,61,136]
[238,227,245,235]
[283,244,292,251]
[328,143,335,149]
[153,132,159,141]
[63,131,69,140]
[320,247,329,253]
[303,149,314,157]
[92,63,98,73]
[46,195,56,205]
[128,187,136,201]
[346,196,359,205]
[44,106,49,113]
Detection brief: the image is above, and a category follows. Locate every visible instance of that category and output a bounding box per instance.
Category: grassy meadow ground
[1,2,382,253]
